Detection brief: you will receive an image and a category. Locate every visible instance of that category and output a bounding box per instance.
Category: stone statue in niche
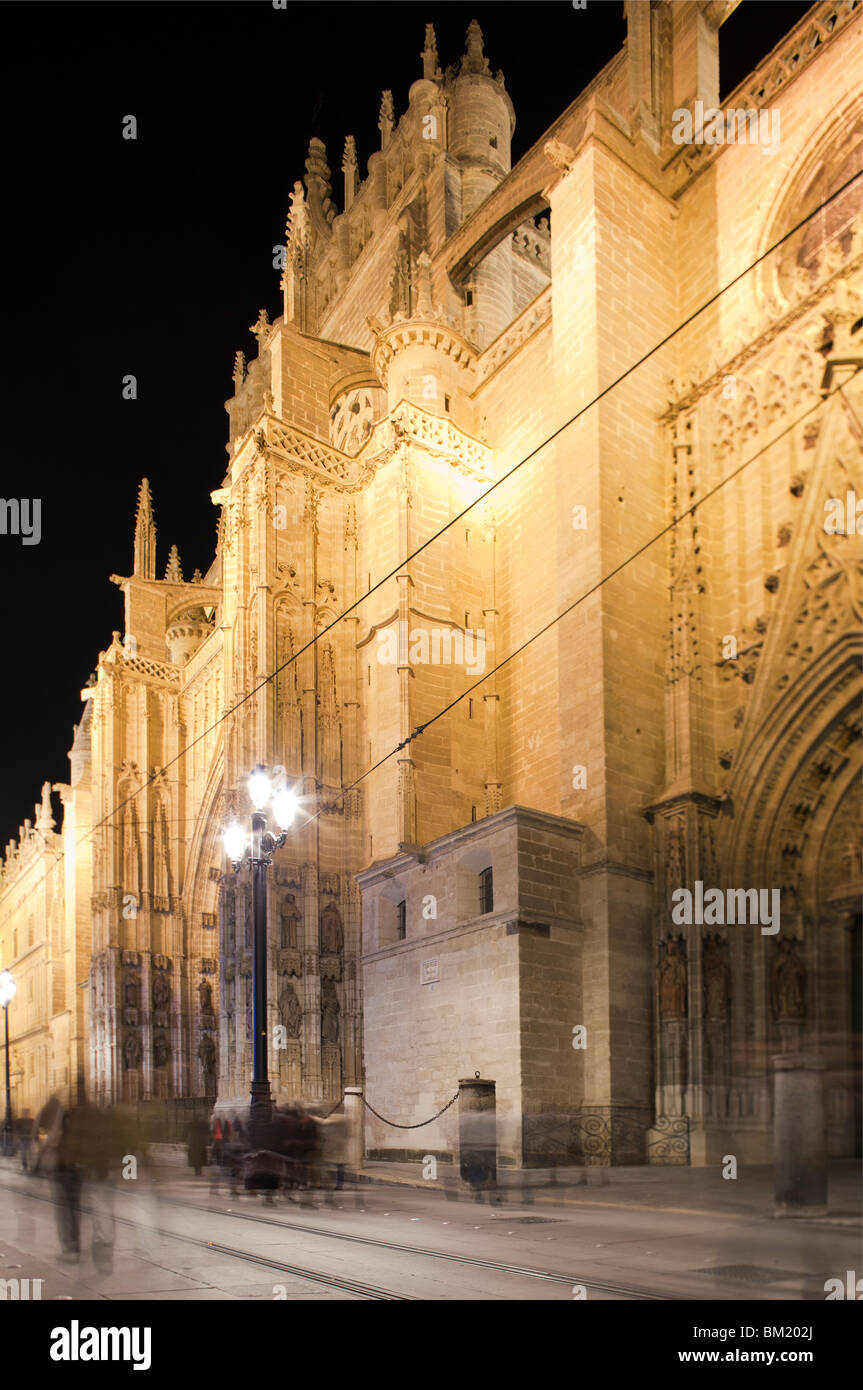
[123,1031,141,1070]
[771,939,806,1020]
[198,1035,216,1080]
[320,901,343,954]
[281,894,301,949]
[278,983,302,1039]
[124,974,139,1010]
[198,979,214,1015]
[321,978,340,1043]
[153,973,171,1009]
[659,938,687,1019]
[703,935,730,1019]
[153,1032,170,1067]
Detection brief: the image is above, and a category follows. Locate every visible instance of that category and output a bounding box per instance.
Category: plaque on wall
[421,958,440,985]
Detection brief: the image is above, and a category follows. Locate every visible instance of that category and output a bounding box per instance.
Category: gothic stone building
[1,3,861,1165]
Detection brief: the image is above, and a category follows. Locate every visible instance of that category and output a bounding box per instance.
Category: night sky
[0,0,812,848]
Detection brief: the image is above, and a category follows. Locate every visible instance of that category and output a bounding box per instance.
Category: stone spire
[342,135,358,210]
[133,477,156,580]
[305,136,336,229]
[286,180,310,252]
[422,24,442,82]
[35,781,55,834]
[164,544,183,583]
[232,351,247,389]
[379,90,395,149]
[249,308,270,353]
[461,19,491,75]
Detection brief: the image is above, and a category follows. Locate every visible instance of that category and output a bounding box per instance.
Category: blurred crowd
[210,1103,351,1205]
[2,1093,354,1269]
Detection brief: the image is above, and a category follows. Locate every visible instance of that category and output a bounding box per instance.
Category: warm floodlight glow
[247,766,273,810]
[0,971,16,1007]
[223,821,247,863]
[271,787,299,831]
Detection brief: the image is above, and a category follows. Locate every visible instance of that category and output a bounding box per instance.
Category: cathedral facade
[1,2,861,1164]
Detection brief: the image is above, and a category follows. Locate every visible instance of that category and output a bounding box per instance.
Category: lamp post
[223,767,299,1139]
[0,970,16,1157]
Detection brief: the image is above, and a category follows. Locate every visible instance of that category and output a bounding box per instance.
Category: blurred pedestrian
[14,1111,33,1171]
[33,1092,64,1176]
[187,1115,208,1177]
[315,1109,348,1194]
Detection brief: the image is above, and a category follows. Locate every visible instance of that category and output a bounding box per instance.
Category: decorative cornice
[253,413,374,493]
[389,401,492,478]
[370,316,476,385]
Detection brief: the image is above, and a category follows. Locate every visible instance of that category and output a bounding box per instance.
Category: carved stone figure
[703,936,730,1019]
[771,939,806,1020]
[279,983,302,1039]
[659,938,687,1019]
[123,1031,141,1070]
[153,973,171,1009]
[124,974,139,1010]
[153,1031,170,1067]
[198,1035,216,1076]
[198,979,213,1015]
[320,901,343,954]
[281,894,301,949]
[321,978,340,1043]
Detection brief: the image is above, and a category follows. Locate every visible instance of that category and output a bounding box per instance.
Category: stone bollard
[343,1086,364,1175]
[773,1053,828,1217]
[458,1076,496,1195]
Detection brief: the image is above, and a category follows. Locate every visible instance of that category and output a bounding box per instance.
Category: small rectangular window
[465,290,473,306]
[471,805,477,823]
[479,867,494,915]
[468,698,473,719]
[396,900,406,941]
[444,394,451,412]
[489,135,498,149]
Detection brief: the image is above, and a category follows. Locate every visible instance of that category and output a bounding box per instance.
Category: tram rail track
[0,1178,409,1301]
[1,1173,672,1299]
[156,1188,670,1300]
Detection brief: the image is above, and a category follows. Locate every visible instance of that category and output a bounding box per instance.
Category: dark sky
[0,0,812,848]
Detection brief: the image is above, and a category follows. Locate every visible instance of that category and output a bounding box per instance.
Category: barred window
[479,867,494,916]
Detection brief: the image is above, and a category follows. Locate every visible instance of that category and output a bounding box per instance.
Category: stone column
[773,1053,828,1217]
[344,1086,364,1172]
[458,1076,496,1191]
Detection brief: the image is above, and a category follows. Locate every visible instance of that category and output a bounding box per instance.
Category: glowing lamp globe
[272,787,299,831]
[247,767,273,810]
[223,821,247,863]
[0,971,16,1007]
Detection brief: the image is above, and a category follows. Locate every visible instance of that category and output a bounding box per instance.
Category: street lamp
[223,766,299,1136]
[0,970,16,1157]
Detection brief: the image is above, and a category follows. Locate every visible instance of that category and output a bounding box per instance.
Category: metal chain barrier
[359,1091,460,1129]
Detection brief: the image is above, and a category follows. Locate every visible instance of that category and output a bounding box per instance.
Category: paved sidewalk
[355,1158,863,1223]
